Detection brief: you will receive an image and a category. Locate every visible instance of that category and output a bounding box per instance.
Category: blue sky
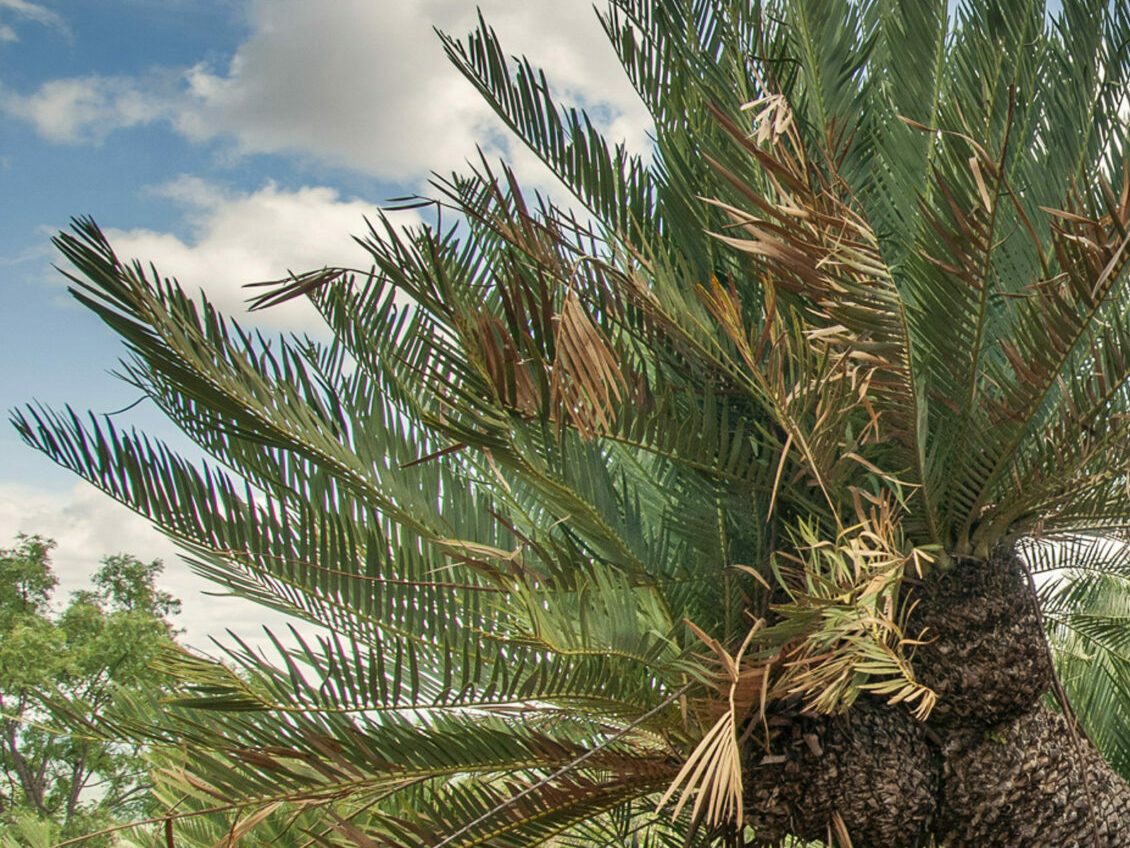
[0,0,650,644]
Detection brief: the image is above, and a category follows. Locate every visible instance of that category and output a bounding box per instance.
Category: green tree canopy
[0,535,180,847]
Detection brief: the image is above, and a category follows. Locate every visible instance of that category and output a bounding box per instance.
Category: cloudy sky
[0,0,651,646]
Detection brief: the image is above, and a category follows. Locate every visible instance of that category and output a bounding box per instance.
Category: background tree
[0,535,179,846]
[14,0,1130,845]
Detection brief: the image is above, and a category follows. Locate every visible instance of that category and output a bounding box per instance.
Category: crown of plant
[15,1,1130,845]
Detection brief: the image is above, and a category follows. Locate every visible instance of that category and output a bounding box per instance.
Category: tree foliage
[0,536,179,846]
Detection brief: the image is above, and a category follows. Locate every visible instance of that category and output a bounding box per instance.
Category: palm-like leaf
[1029,537,1130,780]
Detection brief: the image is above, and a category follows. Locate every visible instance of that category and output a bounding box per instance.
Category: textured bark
[906,549,1053,725]
[744,700,938,847]
[742,546,1130,846]
[937,705,1130,846]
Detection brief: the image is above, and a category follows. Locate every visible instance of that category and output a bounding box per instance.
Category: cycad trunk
[745,548,1130,846]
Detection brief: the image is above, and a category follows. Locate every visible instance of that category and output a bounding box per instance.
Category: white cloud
[3,1,652,200]
[2,75,169,143]
[177,0,652,189]
[0,481,298,650]
[104,177,410,332]
[0,0,67,39]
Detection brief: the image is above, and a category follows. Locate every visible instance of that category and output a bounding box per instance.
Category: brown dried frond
[550,289,626,439]
[658,620,764,830]
[473,311,542,418]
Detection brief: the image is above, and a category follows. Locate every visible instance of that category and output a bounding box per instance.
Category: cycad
[16,0,1130,845]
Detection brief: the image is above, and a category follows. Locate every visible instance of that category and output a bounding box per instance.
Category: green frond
[440,14,657,243]
[1028,537,1130,779]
